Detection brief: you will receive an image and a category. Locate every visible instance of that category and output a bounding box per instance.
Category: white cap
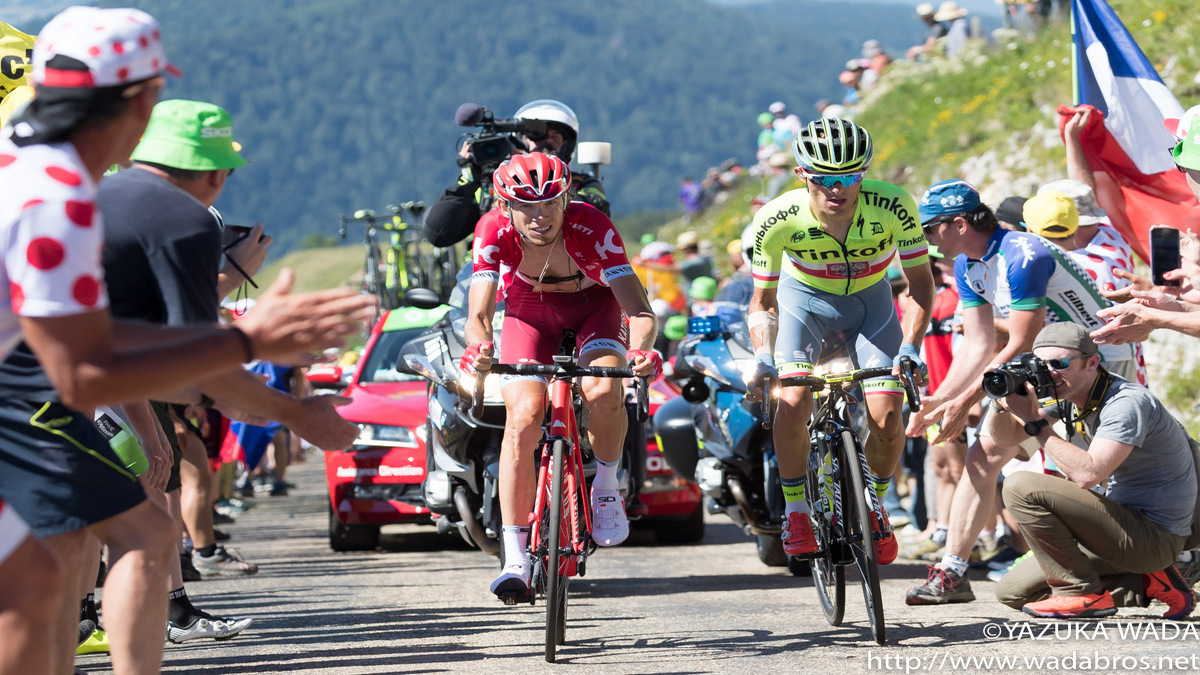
[768,101,786,114]
[1164,104,1200,141]
[33,6,180,88]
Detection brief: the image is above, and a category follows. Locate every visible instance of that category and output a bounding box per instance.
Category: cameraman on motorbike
[458,152,658,600]
[424,99,610,248]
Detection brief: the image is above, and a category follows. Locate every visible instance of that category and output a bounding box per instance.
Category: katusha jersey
[470,201,635,299]
[750,179,929,295]
[954,228,1135,365]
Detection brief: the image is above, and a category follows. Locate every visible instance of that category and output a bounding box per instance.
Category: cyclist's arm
[747,286,779,353]
[464,280,497,348]
[608,275,656,351]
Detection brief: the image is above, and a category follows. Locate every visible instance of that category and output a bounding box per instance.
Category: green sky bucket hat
[131,99,246,171]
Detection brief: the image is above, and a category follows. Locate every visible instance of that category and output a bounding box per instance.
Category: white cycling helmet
[741,222,757,263]
[514,99,580,162]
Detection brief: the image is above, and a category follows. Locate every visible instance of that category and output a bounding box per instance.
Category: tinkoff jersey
[751,179,929,295]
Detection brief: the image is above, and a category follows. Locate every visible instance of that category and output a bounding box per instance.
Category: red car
[635,375,705,543]
[310,306,449,551]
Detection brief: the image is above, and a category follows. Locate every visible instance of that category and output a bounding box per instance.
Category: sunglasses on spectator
[922,216,955,234]
[1044,355,1090,370]
[804,171,866,189]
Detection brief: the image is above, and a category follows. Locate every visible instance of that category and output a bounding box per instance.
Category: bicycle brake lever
[759,374,775,430]
[470,371,486,419]
[635,377,649,424]
[899,357,922,412]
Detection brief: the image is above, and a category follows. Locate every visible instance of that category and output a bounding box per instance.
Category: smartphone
[1150,226,1182,286]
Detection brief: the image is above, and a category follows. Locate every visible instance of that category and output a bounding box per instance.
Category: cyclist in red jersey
[460,153,660,598]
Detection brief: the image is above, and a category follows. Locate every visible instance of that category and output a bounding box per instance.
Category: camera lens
[981,369,1017,399]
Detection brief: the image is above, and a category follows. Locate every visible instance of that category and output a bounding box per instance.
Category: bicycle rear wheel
[545,439,568,663]
[840,429,885,645]
[806,435,844,626]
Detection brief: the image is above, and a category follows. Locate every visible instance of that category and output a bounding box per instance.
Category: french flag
[1057,0,1200,261]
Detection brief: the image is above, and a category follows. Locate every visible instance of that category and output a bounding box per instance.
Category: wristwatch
[1023,419,1049,437]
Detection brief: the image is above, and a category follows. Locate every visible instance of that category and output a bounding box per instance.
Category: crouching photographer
[424,99,609,247]
[986,322,1200,620]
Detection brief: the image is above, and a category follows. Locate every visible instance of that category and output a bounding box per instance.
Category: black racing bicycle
[762,360,920,645]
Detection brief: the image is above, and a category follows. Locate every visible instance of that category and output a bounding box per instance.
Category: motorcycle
[656,303,860,574]
[398,269,653,555]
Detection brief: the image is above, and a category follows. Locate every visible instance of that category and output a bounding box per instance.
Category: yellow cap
[1023,190,1078,240]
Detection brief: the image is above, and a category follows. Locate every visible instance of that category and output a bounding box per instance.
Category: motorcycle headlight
[355,424,417,448]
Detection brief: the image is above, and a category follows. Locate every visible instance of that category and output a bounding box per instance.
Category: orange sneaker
[1144,566,1195,620]
[781,511,818,557]
[1022,591,1117,618]
[871,508,898,565]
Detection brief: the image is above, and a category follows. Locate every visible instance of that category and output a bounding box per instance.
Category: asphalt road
[79,458,1200,675]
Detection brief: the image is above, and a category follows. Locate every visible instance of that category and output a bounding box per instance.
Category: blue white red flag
[1060,0,1200,260]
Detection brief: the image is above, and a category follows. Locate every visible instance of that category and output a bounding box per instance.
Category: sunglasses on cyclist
[1044,355,1090,371]
[804,171,866,190]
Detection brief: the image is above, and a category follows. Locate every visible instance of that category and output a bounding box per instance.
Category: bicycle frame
[529,375,591,576]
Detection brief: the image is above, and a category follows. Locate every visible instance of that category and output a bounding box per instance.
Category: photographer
[423,98,609,248]
[905,179,1136,605]
[989,323,1196,620]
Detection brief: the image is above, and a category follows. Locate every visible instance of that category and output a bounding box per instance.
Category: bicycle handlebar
[762,365,923,427]
[469,363,649,423]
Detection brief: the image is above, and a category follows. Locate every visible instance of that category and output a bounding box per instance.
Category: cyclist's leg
[0,504,60,675]
[774,277,826,555]
[846,279,907,494]
[576,292,630,546]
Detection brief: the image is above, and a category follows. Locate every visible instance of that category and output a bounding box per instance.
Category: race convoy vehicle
[309,306,450,551]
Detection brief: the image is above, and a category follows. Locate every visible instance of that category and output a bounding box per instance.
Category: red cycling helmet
[492,152,571,203]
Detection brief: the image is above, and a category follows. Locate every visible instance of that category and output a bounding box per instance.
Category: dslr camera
[454,103,548,172]
[981,353,1054,399]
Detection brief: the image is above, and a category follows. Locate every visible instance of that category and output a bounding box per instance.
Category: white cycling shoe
[590,488,629,546]
[490,557,531,601]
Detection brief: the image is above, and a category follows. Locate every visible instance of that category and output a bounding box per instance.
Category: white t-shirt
[0,137,109,360]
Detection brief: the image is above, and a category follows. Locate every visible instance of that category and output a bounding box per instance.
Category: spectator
[756,111,780,164]
[716,223,758,307]
[905,179,1137,605]
[0,7,370,673]
[676,232,714,284]
[1038,177,1133,274]
[678,176,702,221]
[859,39,892,91]
[769,101,803,147]
[907,2,947,60]
[990,323,1196,619]
[935,1,971,59]
[839,68,862,106]
[687,276,718,316]
[993,196,1028,231]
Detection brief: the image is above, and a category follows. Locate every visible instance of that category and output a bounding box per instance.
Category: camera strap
[1068,367,1111,440]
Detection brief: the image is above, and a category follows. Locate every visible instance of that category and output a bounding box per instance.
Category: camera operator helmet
[792,117,873,174]
[513,99,580,163]
[492,152,571,204]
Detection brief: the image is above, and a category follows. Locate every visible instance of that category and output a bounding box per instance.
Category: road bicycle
[472,331,648,663]
[762,360,920,645]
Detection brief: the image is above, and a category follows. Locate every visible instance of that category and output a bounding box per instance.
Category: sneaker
[76,629,109,655]
[1144,566,1195,620]
[225,496,253,512]
[1022,591,1117,618]
[166,612,253,643]
[1176,551,1200,590]
[77,619,96,647]
[211,509,235,525]
[986,568,1009,583]
[490,560,532,604]
[590,488,629,547]
[192,546,258,578]
[213,528,231,542]
[871,508,898,565]
[906,565,976,605]
[269,481,289,497]
[781,511,819,557]
[180,552,202,582]
[900,537,943,561]
[213,499,246,517]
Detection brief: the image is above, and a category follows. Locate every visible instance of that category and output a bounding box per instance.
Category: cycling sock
[167,587,199,625]
[501,526,530,569]
[592,456,621,491]
[781,476,806,502]
[937,554,969,576]
[932,525,948,545]
[864,470,890,502]
[196,544,218,558]
[782,477,810,516]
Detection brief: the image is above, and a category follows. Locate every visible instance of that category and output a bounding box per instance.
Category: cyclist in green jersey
[746,118,935,564]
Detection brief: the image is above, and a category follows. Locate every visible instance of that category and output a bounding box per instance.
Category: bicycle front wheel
[806,435,844,626]
[545,439,568,663]
[840,430,885,645]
